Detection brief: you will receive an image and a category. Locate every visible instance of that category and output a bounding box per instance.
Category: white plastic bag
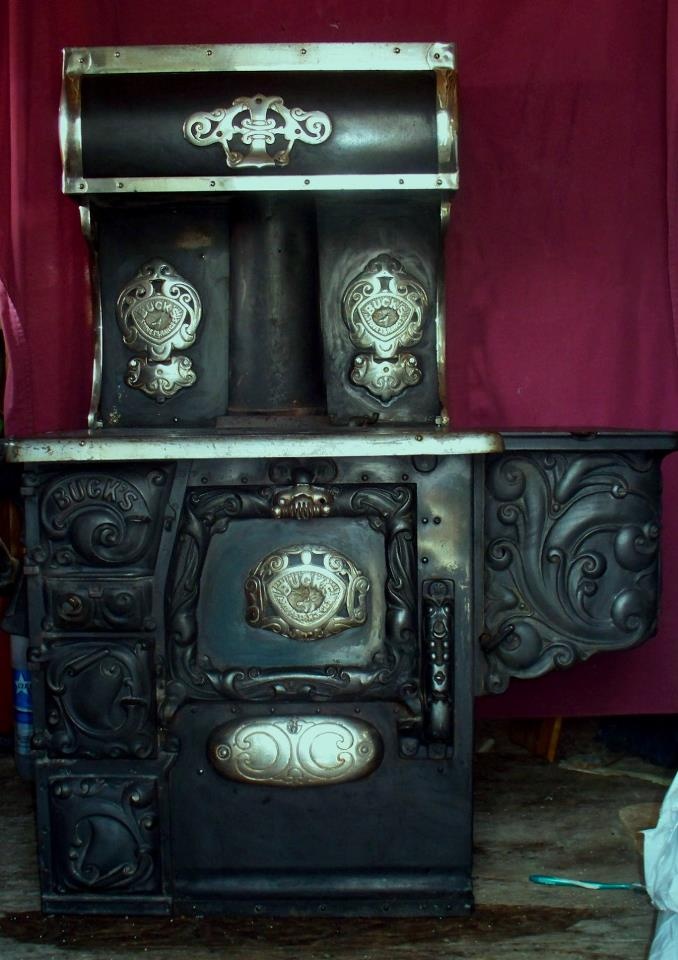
[645,771,678,958]
[648,912,678,960]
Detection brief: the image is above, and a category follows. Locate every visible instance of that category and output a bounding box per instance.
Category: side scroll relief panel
[482,451,663,694]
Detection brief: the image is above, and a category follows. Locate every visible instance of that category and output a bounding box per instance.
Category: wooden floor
[0,726,667,959]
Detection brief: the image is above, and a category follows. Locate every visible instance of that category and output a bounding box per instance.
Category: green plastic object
[529,874,646,892]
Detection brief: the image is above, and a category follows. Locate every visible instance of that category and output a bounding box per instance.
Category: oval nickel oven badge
[208,715,383,787]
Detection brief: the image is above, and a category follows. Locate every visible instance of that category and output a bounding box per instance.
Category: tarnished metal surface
[76,204,104,429]
[227,197,323,415]
[77,65,439,183]
[23,37,673,921]
[317,198,444,425]
[20,437,672,914]
[208,714,383,786]
[97,206,230,428]
[161,480,417,716]
[67,173,459,194]
[21,452,477,914]
[58,43,459,427]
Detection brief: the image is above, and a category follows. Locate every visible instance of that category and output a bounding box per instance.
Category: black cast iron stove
[5,42,675,917]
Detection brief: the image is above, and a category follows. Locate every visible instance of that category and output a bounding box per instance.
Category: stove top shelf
[2,429,503,463]
[5,429,676,464]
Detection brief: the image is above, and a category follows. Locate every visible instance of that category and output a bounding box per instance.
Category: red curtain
[2,0,677,716]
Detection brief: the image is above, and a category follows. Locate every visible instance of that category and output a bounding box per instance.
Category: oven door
[163,452,477,916]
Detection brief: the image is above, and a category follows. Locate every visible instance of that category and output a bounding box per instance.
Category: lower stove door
[169,701,472,917]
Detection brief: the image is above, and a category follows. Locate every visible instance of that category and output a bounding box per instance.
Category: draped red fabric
[1,0,677,716]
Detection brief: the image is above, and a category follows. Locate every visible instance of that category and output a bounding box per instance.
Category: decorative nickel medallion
[351,353,421,402]
[245,544,369,640]
[183,94,332,169]
[342,254,428,403]
[116,259,202,403]
[208,715,383,787]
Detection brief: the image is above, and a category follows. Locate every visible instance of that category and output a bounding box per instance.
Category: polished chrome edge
[436,200,452,428]
[79,205,104,430]
[63,42,456,76]
[59,52,82,190]
[64,173,459,195]
[3,431,504,463]
[435,69,458,174]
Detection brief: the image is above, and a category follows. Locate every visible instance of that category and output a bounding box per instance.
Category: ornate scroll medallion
[116,259,202,403]
[351,353,421,402]
[183,94,332,169]
[342,254,428,403]
[245,544,369,640]
[208,715,383,787]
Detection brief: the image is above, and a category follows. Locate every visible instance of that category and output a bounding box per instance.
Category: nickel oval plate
[208,715,383,787]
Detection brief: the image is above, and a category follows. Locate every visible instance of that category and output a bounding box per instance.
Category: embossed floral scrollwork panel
[32,468,171,572]
[45,579,154,633]
[34,640,155,759]
[482,451,662,694]
[46,776,160,895]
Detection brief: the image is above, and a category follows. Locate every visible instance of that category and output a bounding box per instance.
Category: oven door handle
[423,579,454,743]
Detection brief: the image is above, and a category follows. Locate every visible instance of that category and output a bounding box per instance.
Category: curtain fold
[668,0,678,358]
[1,0,677,715]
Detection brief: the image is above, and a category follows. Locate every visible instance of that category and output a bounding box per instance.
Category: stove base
[175,892,474,919]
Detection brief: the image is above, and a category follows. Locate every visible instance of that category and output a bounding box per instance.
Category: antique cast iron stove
[5,43,674,917]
